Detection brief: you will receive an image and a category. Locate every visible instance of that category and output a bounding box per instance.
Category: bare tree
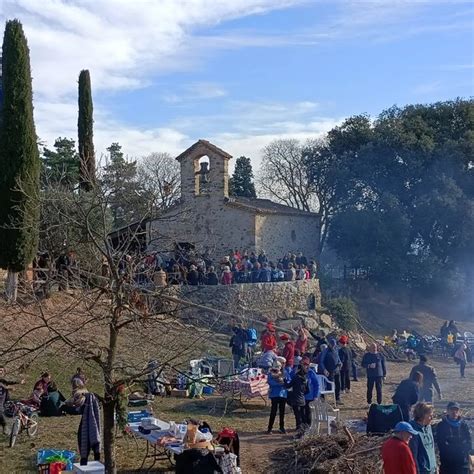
[137,152,180,215]
[258,139,318,212]
[0,181,219,473]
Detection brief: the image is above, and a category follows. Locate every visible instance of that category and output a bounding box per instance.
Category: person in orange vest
[260,322,277,352]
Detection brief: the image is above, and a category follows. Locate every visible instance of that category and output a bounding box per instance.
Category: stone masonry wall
[163,279,322,329]
[255,213,320,261]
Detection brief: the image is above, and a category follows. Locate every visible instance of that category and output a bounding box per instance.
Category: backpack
[246,328,257,346]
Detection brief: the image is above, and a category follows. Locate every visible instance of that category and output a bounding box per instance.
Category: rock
[319,313,334,328]
[303,316,319,330]
[277,319,300,332]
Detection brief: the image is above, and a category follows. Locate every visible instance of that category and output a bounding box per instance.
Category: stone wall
[163,279,322,329]
[255,213,320,261]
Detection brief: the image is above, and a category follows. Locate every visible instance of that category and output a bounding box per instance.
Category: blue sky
[1,0,473,168]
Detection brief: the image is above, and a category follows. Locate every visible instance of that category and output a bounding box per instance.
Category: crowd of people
[0,366,90,419]
[115,249,318,287]
[228,322,472,472]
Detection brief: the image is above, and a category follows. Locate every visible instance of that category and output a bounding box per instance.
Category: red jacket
[295,336,308,354]
[283,341,295,367]
[381,437,416,474]
[261,331,277,352]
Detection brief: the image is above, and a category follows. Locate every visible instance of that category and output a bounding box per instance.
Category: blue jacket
[409,420,437,474]
[289,367,320,401]
[319,347,342,373]
[267,374,287,399]
[305,368,320,401]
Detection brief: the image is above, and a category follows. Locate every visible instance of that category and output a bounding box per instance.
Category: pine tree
[102,142,145,228]
[229,156,257,198]
[42,137,80,188]
[0,20,41,300]
[78,69,95,190]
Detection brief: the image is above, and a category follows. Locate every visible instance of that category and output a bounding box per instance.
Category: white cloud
[163,82,227,103]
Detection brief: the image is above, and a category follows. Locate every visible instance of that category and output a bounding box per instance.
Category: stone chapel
[146,139,320,260]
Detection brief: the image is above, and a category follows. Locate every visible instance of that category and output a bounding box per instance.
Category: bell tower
[175,140,232,203]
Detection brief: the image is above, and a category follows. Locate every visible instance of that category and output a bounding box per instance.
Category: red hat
[280,334,289,341]
[266,321,275,330]
[339,335,349,344]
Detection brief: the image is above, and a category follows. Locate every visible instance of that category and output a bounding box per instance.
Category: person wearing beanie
[436,402,472,474]
[319,338,343,404]
[409,355,442,403]
[382,421,418,474]
[338,336,352,393]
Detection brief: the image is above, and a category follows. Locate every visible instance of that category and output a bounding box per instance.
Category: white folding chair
[315,374,336,406]
[308,399,340,436]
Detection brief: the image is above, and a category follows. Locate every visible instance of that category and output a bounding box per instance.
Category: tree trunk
[102,398,117,474]
[5,269,18,302]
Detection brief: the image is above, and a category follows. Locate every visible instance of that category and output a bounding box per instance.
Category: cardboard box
[171,388,189,398]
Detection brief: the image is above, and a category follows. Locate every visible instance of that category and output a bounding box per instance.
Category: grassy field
[1,355,473,473]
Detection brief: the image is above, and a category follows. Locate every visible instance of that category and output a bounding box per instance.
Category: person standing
[229,326,247,370]
[266,363,287,434]
[260,322,277,352]
[338,336,352,393]
[295,326,309,355]
[381,421,418,474]
[409,403,437,474]
[0,367,24,434]
[392,371,423,421]
[436,402,472,474]
[361,343,386,405]
[454,343,468,378]
[319,338,343,404]
[301,356,319,427]
[285,364,308,433]
[409,355,442,403]
[280,334,295,369]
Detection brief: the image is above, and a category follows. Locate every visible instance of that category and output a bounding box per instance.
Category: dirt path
[240,357,474,473]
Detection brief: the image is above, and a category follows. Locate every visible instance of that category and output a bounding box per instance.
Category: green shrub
[327,297,359,331]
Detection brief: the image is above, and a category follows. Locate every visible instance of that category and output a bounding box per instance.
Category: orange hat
[339,335,349,344]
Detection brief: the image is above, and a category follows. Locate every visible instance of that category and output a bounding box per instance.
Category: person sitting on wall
[251,262,261,283]
[221,266,233,285]
[259,262,272,283]
[187,264,199,286]
[205,266,219,285]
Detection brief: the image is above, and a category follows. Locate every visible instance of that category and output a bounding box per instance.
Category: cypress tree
[229,156,257,198]
[0,20,40,299]
[78,69,95,190]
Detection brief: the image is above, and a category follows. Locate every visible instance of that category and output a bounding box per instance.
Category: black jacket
[338,346,352,371]
[392,379,419,406]
[436,416,472,473]
[285,371,308,407]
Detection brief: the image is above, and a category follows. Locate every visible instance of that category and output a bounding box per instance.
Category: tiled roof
[175,139,232,162]
[226,196,318,216]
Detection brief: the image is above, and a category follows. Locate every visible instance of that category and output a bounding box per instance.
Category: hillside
[353,287,474,337]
